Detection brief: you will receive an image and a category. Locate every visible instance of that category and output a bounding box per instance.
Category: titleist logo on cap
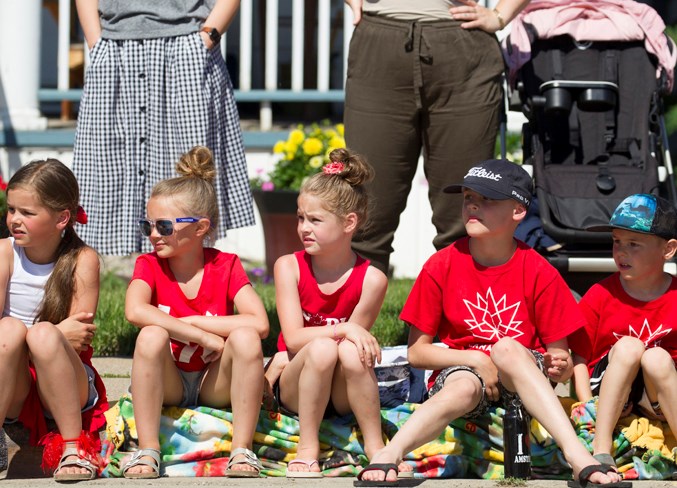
[466,167,502,181]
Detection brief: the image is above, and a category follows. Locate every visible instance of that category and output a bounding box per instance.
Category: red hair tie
[322,162,345,175]
[76,205,88,224]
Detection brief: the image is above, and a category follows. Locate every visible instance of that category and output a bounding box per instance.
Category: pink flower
[322,162,345,175]
[262,181,275,191]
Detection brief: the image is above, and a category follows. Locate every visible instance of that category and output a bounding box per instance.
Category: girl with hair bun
[271,148,412,478]
[124,146,269,479]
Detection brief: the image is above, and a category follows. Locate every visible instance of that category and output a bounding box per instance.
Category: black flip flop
[567,464,632,488]
[354,463,399,487]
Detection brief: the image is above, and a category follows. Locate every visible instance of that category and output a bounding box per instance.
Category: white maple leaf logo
[612,319,671,347]
[463,288,524,341]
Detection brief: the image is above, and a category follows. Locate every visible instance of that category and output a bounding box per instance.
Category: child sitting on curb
[355,159,628,488]
[571,193,677,467]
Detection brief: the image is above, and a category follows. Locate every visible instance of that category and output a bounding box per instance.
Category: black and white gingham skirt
[73,33,254,255]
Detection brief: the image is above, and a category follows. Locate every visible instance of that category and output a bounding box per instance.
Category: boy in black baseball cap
[569,193,677,470]
[357,159,626,488]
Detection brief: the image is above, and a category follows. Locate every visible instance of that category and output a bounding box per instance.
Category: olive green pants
[345,13,503,274]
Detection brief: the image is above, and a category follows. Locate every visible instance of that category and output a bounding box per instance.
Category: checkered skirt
[73,33,254,255]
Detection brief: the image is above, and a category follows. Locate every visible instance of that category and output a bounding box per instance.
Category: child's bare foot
[358,450,400,483]
[569,455,624,486]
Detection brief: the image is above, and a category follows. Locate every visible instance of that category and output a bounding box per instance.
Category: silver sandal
[54,447,98,482]
[225,447,262,478]
[121,448,161,479]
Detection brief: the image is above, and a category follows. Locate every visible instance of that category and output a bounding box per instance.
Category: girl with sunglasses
[0,159,107,481]
[123,146,269,479]
[271,148,412,479]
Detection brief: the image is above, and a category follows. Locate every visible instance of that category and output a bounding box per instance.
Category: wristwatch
[201,26,221,45]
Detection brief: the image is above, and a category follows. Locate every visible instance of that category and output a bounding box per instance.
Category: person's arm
[449,0,531,33]
[572,353,593,402]
[200,0,240,49]
[332,265,387,366]
[75,0,102,49]
[407,327,501,401]
[55,247,99,353]
[182,283,269,339]
[0,239,13,312]
[125,278,225,356]
[344,0,363,26]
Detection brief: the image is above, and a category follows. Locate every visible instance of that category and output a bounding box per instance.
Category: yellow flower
[288,129,305,145]
[285,142,299,156]
[336,123,345,137]
[324,129,337,138]
[273,141,285,154]
[309,155,325,169]
[329,136,345,150]
[302,137,323,156]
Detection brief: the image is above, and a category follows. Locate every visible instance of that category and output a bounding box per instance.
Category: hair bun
[328,148,374,187]
[175,146,216,182]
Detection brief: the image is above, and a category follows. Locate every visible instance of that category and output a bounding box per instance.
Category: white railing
[53,0,357,130]
[51,0,498,130]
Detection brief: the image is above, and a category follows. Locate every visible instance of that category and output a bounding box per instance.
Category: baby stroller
[502,0,677,288]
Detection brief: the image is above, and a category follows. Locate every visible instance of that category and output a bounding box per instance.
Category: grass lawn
[93,273,414,357]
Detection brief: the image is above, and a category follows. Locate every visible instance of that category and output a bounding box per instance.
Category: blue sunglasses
[138,217,201,236]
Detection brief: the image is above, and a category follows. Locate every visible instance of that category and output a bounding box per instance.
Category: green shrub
[92,273,138,356]
[93,274,414,357]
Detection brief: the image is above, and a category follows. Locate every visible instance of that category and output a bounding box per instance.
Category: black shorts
[590,354,645,412]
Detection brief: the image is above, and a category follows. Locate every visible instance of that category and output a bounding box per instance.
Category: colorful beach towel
[101,395,676,479]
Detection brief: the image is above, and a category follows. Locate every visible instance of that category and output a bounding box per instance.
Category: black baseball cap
[586,193,677,240]
[443,159,533,207]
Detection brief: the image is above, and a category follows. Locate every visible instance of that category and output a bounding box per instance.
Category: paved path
[4,357,675,487]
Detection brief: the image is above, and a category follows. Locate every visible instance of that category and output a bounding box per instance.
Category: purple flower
[262,181,275,191]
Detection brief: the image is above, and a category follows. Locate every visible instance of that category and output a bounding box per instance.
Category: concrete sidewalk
[0,477,675,488]
[3,357,675,487]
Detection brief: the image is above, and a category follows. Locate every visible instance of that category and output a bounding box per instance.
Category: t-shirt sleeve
[130,254,156,290]
[400,267,443,337]
[227,255,251,303]
[534,269,586,346]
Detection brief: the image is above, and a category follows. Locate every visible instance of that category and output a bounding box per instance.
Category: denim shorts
[428,350,545,419]
[177,369,209,408]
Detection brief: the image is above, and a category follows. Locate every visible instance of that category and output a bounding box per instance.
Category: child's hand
[199,331,225,363]
[466,350,500,401]
[544,350,572,382]
[342,324,381,367]
[58,312,96,352]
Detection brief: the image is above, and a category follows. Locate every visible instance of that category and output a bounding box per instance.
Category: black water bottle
[503,398,531,479]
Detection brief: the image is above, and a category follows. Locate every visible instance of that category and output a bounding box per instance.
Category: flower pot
[252,189,303,276]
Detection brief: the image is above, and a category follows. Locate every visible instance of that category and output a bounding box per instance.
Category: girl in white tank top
[0,159,105,482]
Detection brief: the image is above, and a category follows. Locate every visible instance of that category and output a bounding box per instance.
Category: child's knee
[0,317,28,348]
[226,326,263,360]
[336,341,371,371]
[641,346,674,373]
[305,337,339,370]
[25,321,60,352]
[135,325,170,356]
[490,337,524,365]
[610,336,645,364]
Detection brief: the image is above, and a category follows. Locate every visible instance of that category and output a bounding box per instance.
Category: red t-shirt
[401,238,585,384]
[277,251,369,351]
[131,248,250,371]
[569,273,677,374]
